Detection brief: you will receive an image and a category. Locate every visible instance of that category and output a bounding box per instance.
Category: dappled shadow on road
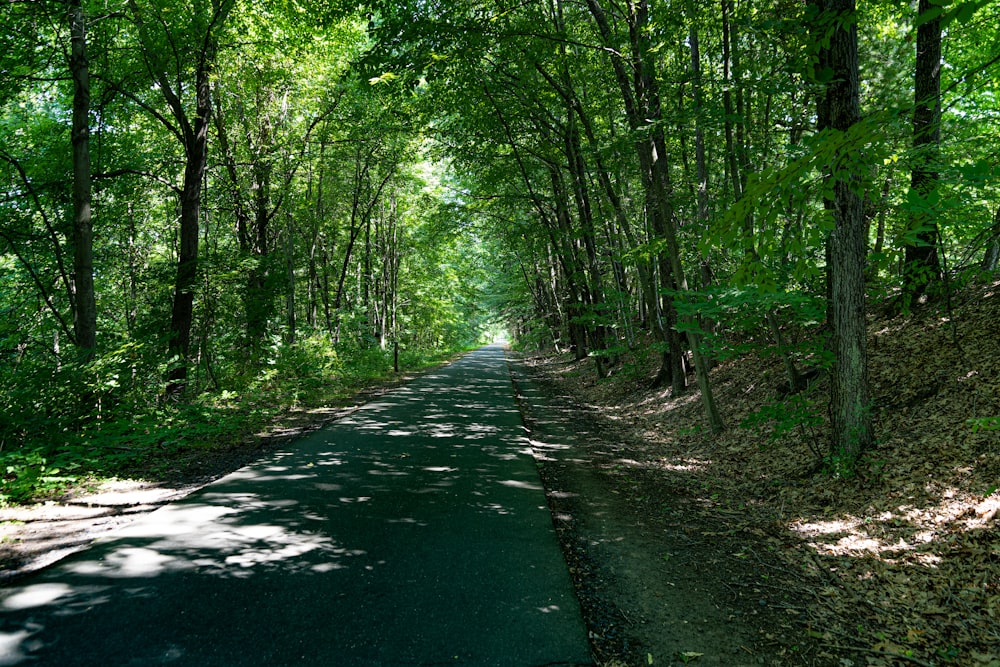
[0,346,591,667]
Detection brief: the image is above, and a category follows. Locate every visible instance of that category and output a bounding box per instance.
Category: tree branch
[0,228,77,345]
[0,151,76,317]
[93,168,182,195]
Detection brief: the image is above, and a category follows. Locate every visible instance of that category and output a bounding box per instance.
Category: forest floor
[515,278,1000,667]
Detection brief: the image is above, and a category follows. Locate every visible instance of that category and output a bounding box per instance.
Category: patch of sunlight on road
[1,583,72,611]
[499,480,543,491]
[111,503,236,537]
[71,547,174,577]
[0,629,32,666]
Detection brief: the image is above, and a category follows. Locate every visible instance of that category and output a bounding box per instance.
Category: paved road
[0,346,592,666]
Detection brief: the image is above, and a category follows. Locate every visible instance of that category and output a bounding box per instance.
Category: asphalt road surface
[0,346,592,666]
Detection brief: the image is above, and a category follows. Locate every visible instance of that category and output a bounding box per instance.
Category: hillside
[519,278,1000,666]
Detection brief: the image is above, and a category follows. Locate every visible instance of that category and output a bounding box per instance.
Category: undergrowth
[0,335,471,506]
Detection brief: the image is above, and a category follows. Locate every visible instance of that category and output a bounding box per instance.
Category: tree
[122,0,235,394]
[67,0,96,358]
[585,0,725,431]
[815,0,873,463]
[902,0,943,303]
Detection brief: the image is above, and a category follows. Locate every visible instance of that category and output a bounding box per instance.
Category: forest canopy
[2,0,999,502]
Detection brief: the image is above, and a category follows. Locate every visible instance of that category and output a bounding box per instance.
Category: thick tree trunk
[984,241,1000,272]
[246,123,273,349]
[68,0,96,358]
[903,0,943,302]
[167,144,207,392]
[818,0,873,462]
[166,58,215,394]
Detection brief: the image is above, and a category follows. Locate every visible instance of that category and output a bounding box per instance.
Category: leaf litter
[517,279,1000,666]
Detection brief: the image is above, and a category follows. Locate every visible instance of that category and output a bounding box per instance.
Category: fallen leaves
[530,279,1000,666]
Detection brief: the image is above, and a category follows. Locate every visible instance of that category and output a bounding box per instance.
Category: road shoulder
[508,352,819,667]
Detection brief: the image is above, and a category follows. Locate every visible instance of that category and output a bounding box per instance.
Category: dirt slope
[518,279,1000,667]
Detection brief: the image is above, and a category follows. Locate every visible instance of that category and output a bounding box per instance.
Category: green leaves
[967,416,1000,434]
[914,0,991,29]
[369,72,400,86]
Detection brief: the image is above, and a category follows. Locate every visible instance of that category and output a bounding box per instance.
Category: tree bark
[68,0,97,358]
[981,208,1000,272]
[903,0,943,302]
[817,0,873,462]
[167,71,211,394]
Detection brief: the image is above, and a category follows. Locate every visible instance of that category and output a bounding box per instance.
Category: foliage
[0,0,496,505]
[3,0,1000,498]
[671,287,828,363]
[967,416,1000,433]
[0,330,472,505]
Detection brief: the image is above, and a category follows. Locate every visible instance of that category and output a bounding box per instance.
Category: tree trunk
[982,208,1000,272]
[984,240,1000,272]
[68,0,96,359]
[721,0,743,204]
[687,15,719,351]
[243,90,276,353]
[167,95,210,394]
[564,113,610,377]
[363,197,372,344]
[817,0,873,462]
[534,56,639,357]
[285,209,296,345]
[332,149,395,342]
[903,0,943,302]
[613,0,724,430]
[689,21,709,232]
[767,309,802,392]
[587,0,712,404]
[127,0,233,395]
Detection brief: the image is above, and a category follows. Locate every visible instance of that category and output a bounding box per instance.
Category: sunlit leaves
[369,72,399,85]
[913,0,991,30]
